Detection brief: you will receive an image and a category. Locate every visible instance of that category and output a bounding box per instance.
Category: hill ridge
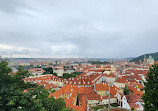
[130,52,158,62]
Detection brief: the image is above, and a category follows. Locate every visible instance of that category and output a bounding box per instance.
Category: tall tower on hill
[144,55,147,63]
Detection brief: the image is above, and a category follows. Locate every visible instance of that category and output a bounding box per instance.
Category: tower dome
[147,55,154,64]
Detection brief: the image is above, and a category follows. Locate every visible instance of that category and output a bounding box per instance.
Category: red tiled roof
[95,83,108,91]
[115,76,126,83]
[87,92,100,100]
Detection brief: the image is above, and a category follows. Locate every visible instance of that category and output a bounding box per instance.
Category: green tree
[131,107,135,111]
[0,60,66,111]
[43,67,53,74]
[58,72,81,79]
[142,65,158,111]
[53,73,57,76]
[124,84,129,95]
[49,63,53,65]
[18,86,66,111]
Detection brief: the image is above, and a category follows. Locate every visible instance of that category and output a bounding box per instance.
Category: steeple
[149,55,152,58]
[144,55,147,63]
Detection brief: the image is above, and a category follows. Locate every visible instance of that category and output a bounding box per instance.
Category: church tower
[144,55,147,63]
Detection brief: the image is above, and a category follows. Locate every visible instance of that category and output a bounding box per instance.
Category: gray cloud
[0,0,158,58]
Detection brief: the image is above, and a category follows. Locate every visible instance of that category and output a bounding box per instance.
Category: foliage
[131,107,134,110]
[43,67,53,74]
[142,65,158,111]
[59,72,81,79]
[49,63,53,65]
[111,103,118,107]
[124,85,129,95]
[53,73,57,76]
[88,61,110,64]
[13,86,65,111]
[92,106,103,110]
[0,60,66,111]
[63,107,73,111]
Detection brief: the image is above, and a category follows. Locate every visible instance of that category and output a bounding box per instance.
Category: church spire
[144,55,147,63]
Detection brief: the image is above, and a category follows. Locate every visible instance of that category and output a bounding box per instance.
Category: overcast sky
[0,0,158,58]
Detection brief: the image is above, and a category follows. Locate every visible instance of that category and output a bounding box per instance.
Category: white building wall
[122,96,131,110]
[135,101,144,111]
[87,100,99,106]
[50,81,64,87]
[114,82,125,89]
[53,69,64,76]
[100,98,117,105]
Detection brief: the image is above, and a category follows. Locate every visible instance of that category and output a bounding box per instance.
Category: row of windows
[89,100,117,104]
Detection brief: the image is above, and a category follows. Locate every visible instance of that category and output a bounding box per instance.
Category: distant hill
[130,52,158,62]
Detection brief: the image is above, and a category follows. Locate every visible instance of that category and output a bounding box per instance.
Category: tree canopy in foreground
[142,65,158,111]
[0,60,67,111]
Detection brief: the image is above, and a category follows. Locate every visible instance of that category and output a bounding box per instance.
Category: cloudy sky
[0,0,158,58]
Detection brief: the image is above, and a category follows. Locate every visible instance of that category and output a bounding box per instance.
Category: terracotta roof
[95,83,108,91]
[102,95,115,99]
[87,92,100,100]
[115,76,126,83]
[96,66,102,68]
